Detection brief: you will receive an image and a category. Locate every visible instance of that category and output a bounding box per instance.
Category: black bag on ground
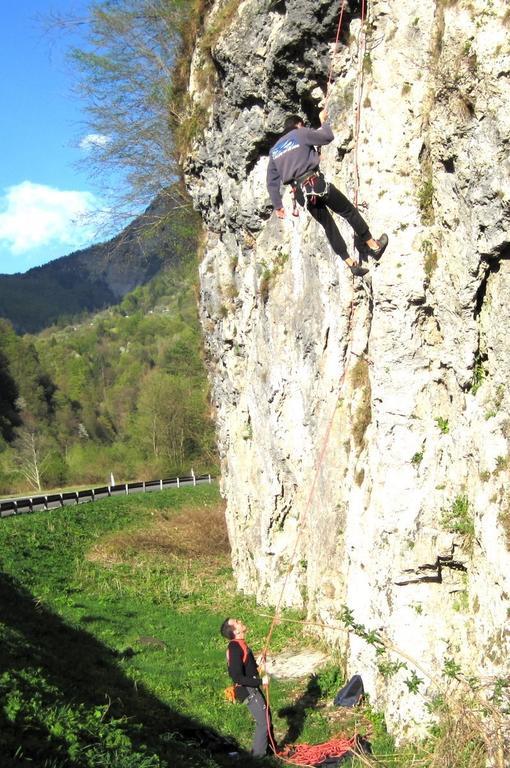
[333,674,364,707]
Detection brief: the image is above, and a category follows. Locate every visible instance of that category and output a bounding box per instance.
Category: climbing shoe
[350,264,369,277]
[370,233,389,260]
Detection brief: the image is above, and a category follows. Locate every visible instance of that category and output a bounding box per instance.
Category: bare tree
[47,0,192,221]
[13,427,50,492]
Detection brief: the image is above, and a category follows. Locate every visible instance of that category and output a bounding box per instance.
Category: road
[0,476,213,518]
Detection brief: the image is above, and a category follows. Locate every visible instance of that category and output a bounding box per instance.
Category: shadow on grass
[0,572,265,767]
[277,674,322,747]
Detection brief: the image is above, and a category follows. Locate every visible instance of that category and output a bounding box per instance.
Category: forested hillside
[0,249,217,495]
[0,189,195,334]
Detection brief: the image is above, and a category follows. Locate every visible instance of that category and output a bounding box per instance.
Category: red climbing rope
[262,0,369,661]
[324,0,370,242]
[278,736,357,766]
[352,0,368,209]
[260,290,360,764]
[263,672,360,767]
[324,0,348,109]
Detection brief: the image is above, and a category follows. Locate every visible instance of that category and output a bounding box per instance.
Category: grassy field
[0,484,392,768]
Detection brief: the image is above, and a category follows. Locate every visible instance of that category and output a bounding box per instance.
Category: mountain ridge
[0,188,199,333]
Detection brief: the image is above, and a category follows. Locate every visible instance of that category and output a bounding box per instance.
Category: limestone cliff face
[184,0,510,736]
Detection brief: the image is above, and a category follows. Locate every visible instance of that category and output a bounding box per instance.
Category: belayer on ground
[266,111,388,277]
[221,617,273,757]
[220,617,369,766]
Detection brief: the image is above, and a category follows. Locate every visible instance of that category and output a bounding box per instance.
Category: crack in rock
[395,553,468,586]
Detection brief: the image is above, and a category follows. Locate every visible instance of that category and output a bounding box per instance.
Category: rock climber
[266,111,388,277]
[220,617,271,758]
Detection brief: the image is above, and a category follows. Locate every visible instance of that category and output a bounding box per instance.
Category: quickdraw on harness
[224,638,249,703]
[291,169,329,215]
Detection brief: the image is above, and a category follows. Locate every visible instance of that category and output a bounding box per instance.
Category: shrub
[258,250,289,303]
[435,416,449,434]
[418,174,435,224]
[441,495,474,539]
[498,495,510,550]
[411,451,423,466]
[471,361,486,394]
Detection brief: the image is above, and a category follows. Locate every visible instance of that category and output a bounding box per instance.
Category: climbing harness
[290,170,328,215]
[292,170,329,208]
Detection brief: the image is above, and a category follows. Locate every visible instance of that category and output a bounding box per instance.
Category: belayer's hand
[275,207,285,219]
[319,108,329,124]
[262,675,269,686]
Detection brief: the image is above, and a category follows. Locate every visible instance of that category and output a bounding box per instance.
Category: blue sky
[0,1,113,275]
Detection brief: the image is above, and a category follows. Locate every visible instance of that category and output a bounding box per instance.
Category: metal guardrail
[0,474,214,519]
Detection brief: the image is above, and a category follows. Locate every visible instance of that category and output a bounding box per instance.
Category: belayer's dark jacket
[227,639,262,702]
[266,123,334,209]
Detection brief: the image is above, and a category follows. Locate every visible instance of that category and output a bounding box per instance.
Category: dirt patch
[87,503,229,567]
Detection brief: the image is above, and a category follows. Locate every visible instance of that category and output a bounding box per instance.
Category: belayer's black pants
[296,178,372,261]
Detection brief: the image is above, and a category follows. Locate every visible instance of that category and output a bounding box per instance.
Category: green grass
[0,485,370,767]
[0,486,266,766]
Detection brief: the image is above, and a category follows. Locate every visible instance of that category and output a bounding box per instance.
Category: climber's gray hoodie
[266,122,334,209]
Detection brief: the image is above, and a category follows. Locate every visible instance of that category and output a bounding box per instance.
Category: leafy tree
[135,370,186,463]
[0,350,20,443]
[52,391,82,453]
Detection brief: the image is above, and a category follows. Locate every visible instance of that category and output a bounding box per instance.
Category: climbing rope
[260,287,362,765]
[262,0,371,654]
[324,0,348,111]
[324,0,370,257]
[261,297,358,657]
[278,736,358,766]
[263,669,361,766]
[352,0,368,209]
[259,3,375,764]
[255,4,374,765]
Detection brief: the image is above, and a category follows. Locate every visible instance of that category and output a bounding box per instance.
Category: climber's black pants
[295,179,372,261]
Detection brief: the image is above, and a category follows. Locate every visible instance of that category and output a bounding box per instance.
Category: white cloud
[0,181,100,256]
[79,133,111,150]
